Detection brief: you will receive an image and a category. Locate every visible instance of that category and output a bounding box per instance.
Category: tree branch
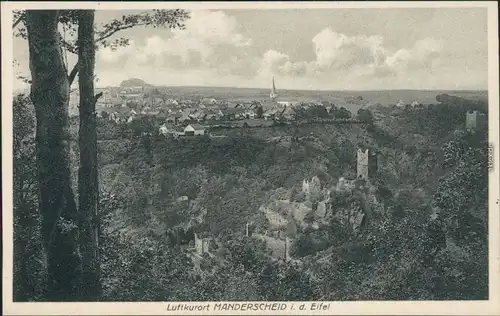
[95,22,147,44]
[68,62,79,85]
[13,16,24,28]
[94,9,189,44]
[94,92,103,104]
[61,38,78,54]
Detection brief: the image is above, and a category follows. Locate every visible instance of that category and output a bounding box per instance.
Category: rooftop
[187,123,205,131]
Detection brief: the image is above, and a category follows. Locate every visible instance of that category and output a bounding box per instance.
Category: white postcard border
[2,1,499,315]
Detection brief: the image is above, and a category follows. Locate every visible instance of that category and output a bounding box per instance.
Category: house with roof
[215,99,228,107]
[243,108,257,119]
[226,101,240,109]
[281,107,296,121]
[105,107,135,124]
[155,111,169,122]
[184,124,206,136]
[108,112,118,123]
[205,108,224,121]
[189,109,206,122]
[102,97,123,108]
[223,108,246,120]
[166,113,183,125]
[297,102,311,111]
[274,108,287,121]
[396,100,406,107]
[276,100,301,108]
[108,111,126,124]
[238,101,259,110]
[180,100,196,108]
[127,114,136,123]
[263,108,279,121]
[200,97,218,106]
[165,99,179,106]
[178,109,192,123]
[144,96,164,107]
[159,124,169,136]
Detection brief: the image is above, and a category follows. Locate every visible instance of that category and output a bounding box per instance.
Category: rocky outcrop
[335,201,365,232]
[329,177,387,233]
[261,175,386,238]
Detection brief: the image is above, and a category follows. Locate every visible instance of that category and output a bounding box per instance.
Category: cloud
[172,10,252,48]
[257,28,443,81]
[97,10,252,71]
[98,40,139,63]
[311,28,387,72]
[385,38,443,72]
[258,50,310,77]
[95,16,447,89]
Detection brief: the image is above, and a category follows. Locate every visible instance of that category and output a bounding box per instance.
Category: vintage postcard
[2,1,499,315]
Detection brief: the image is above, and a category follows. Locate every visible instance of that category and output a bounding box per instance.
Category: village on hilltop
[67,77,437,139]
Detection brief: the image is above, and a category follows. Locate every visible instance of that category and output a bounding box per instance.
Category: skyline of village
[73,75,487,133]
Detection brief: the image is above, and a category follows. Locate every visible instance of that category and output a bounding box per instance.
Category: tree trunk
[26,10,82,301]
[77,10,101,300]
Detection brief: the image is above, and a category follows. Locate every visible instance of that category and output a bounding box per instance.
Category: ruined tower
[284,237,291,261]
[202,239,211,254]
[357,148,378,180]
[466,110,486,132]
[194,233,211,256]
[245,222,254,237]
[194,233,203,255]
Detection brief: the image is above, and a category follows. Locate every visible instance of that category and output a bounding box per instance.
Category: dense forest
[13,90,489,301]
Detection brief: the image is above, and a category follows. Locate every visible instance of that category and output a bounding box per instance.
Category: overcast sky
[13,8,488,91]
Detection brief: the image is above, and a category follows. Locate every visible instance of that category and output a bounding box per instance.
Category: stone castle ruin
[465,110,487,132]
[194,233,211,256]
[245,222,255,237]
[302,176,321,196]
[302,176,330,204]
[357,148,378,180]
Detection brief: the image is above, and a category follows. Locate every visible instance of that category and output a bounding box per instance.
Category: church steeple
[270,77,278,101]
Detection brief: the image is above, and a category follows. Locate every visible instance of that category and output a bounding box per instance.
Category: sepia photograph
[2,1,499,315]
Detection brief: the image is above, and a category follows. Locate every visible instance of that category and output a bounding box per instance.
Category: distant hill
[436,93,488,112]
[119,78,150,88]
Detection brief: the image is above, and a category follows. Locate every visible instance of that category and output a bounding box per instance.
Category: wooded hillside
[13,93,489,301]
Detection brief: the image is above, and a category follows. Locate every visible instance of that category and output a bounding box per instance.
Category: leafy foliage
[332,106,352,120]
[356,108,374,124]
[13,94,46,301]
[14,9,190,84]
[295,106,330,120]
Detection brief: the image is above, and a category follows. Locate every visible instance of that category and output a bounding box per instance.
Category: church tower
[270,77,278,101]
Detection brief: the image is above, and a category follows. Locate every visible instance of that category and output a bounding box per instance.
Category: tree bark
[77,9,101,301]
[25,10,82,301]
